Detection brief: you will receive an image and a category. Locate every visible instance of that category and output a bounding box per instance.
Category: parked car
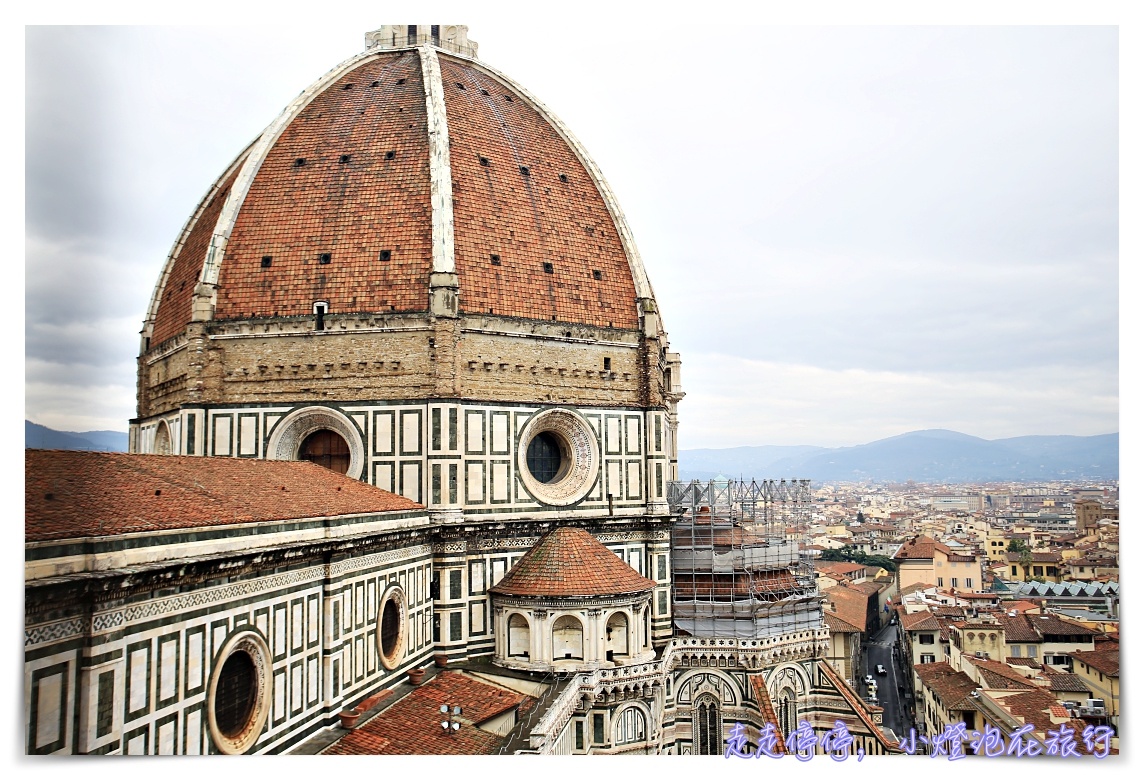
[876,664,887,675]
[864,674,876,686]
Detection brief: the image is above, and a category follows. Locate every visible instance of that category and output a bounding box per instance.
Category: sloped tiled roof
[489,526,655,597]
[895,535,946,560]
[824,612,862,633]
[26,450,422,542]
[156,49,645,339]
[963,657,1037,690]
[1028,613,1098,637]
[932,606,966,619]
[998,613,1041,643]
[998,612,1098,644]
[1071,648,1119,677]
[821,585,869,632]
[847,580,884,596]
[914,662,978,710]
[324,671,535,755]
[989,687,1087,739]
[747,675,786,753]
[901,610,942,632]
[1046,673,1091,694]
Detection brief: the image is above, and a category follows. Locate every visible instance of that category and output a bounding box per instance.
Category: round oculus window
[207,630,272,755]
[526,431,566,483]
[516,409,600,506]
[376,585,408,671]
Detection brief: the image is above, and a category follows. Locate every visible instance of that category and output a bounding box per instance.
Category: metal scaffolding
[667,479,823,639]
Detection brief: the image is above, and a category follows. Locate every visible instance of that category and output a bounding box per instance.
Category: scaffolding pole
[667,479,822,639]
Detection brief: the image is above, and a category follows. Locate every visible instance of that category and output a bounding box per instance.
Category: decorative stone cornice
[524,629,831,754]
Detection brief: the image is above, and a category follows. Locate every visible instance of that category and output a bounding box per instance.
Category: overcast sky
[23,6,1129,449]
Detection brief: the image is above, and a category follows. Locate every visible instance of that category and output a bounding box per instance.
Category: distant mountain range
[25,421,128,452]
[680,429,1118,483]
[26,422,1118,483]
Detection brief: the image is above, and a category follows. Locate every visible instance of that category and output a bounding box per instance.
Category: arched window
[615,706,647,744]
[508,613,530,657]
[605,612,629,660]
[299,429,351,474]
[552,615,584,660]
[777,688,797,738]
[693,694,721,755]
[154,421,171,455]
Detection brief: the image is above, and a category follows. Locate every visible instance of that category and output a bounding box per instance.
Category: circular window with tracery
[207,630,272,755]
[516,409,600,506]
[376,584,408,670]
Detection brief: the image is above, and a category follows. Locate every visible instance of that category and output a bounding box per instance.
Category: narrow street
[863,622,907,738]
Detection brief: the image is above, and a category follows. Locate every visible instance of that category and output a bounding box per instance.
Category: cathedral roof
[145,32,656,347]
[323,670,535,755]
[26,449,421,542]
[489,526,655,597]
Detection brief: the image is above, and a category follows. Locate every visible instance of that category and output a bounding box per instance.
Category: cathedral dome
[144,25,657,347]
[133,25,683,507]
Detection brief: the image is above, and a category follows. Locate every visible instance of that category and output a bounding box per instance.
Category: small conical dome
[490,526,655,597]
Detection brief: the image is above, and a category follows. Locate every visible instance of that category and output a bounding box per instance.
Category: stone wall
[138,312,670,418]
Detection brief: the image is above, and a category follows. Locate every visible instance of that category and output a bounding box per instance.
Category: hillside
[679,430,1118,483]
[25,421,128,452]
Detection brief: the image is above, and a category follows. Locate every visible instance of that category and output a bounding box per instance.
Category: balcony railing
[365,32,478,58]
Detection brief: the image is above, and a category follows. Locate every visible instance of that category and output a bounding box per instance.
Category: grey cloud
[23,23,1119,443]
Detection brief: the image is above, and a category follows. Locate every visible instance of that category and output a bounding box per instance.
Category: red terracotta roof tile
[963,657,1037,690]
[913,662,978,709]
[152,161,246,344]
[1046,673,1091,693]
[815,561,866,577]
[324,671,535,755]
[441,57,638,328]
[155,49,645,337]
[489,526,655,597]
[824,612,862,633]
[990,686,1088,738]
[747,674,785,753]
[894,535,949,560]
[26,450,421,542]
[216,53,433,322]
[1070,648,1119,676]
[821,585,869,632]
[901,610,942,632]
[816,660,899,752]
